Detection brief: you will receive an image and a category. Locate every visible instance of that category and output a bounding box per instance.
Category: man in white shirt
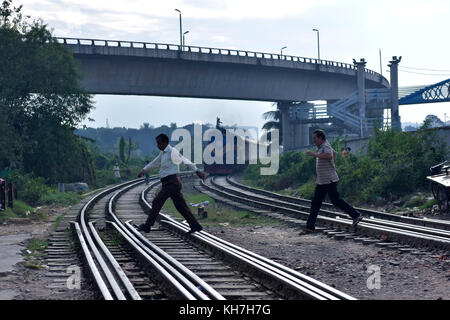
[135,133,205,234]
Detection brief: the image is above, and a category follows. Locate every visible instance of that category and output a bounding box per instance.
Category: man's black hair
[312,129,326,140]
[156,133,169,143]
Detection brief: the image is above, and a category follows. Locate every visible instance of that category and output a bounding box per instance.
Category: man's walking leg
[306,184,327,230]
[171,190,203,232]
[136,186,172,232]
[328,182,361,223]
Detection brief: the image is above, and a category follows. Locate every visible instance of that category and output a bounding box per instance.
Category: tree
[119,136,126,164]
[424,115,444,128]
[0,0,94,183]
[262,108,282,143]
[0,104,20,169]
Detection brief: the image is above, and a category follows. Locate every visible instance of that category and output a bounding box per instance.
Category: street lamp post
[312,28,320,60]
[183,31,189,50]
[175,9,182,50]
[280,46,287,59]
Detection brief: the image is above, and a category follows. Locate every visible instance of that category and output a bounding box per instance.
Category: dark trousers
[145,174,202,229]
[306,181,359,230]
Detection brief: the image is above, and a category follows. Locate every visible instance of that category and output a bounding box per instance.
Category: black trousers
[145,174,202,229]
[306,181,359,230]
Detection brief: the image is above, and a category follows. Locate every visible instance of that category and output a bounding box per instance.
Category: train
[203,118,261,175]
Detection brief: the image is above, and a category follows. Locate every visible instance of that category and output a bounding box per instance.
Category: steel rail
[71,222,113,300]
[88,221,142,300]
[225,175,450,231]
[75,178,143,300]
[124,220,226,300]
[201,176,450,250]
[140,179,356,300]
[106,173,225,300]
[107,221,197,300]
[218,177,450,236]
[222,176,450,235]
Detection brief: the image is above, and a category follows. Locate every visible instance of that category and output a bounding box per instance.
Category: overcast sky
[18,0,450,129]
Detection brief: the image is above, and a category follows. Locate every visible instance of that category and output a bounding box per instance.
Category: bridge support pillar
[354,58,368,137]
[389,56,402,131]
[278,102,310,150]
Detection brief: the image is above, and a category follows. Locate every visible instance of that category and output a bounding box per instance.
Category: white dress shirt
[142,144,199,178]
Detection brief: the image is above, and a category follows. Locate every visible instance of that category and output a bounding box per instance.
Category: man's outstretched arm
[173,148,206,180]
[138,153,161,177]
[306,151,333,160]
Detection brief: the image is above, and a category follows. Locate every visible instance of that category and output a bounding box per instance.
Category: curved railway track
[67,173,355,300]
[198,175,450,253]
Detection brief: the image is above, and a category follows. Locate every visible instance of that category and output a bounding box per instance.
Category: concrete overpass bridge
[58,37,400,150]
[58,37,389,101]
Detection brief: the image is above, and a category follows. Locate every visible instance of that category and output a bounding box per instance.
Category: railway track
[66,173,355,300]
[198,175,450,254]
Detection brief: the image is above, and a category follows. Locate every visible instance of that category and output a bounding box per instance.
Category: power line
[398,69,450,76]
[400,65,450,72]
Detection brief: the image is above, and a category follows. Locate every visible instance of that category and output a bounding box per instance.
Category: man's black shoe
[135,223,151,233]
[186,225,203,235]
[352,214,364,227]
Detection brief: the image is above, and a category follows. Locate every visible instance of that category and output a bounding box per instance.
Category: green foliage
[8,171,83,206]
[404,196,426,208]
[0,207,18,222]
[243,125,449,203]
[39,191,83,206]
[298,179,316,199]
[0,108,20,169]
[243,150,315,191]
[95,169,120,186]
[13,173,52,205]
[0,0,94,184]
[162,190,279,227]
[27,238,48,253]
[418,199,437,210]
[75,123,211,158]
[0,199,41,222]
[9,199,33,216]
[119,136,126,163]
[24,237,48,269]
[262,109,282,143]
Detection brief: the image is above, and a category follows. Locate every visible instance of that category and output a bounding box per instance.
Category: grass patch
[162,189,281,227]
[24,261,43,270]
[52,214,64,232]
[418,199,437,210]
[39,191,84,206]
[10,200,34,216]
[24,238,48,270]
[0,200,37,222]
[27,238,48,253]
[101,231,124,247]
[404,196,427,208]
[238,178,266,191]
[0,200,58,223]
[0,207,19,222]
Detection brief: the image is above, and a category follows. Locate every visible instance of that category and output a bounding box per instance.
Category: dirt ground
[0,206,95,300]
[204,224,450,300]
[1,186,449,300]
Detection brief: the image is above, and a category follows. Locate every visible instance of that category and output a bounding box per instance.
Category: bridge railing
[56,37,384,79]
